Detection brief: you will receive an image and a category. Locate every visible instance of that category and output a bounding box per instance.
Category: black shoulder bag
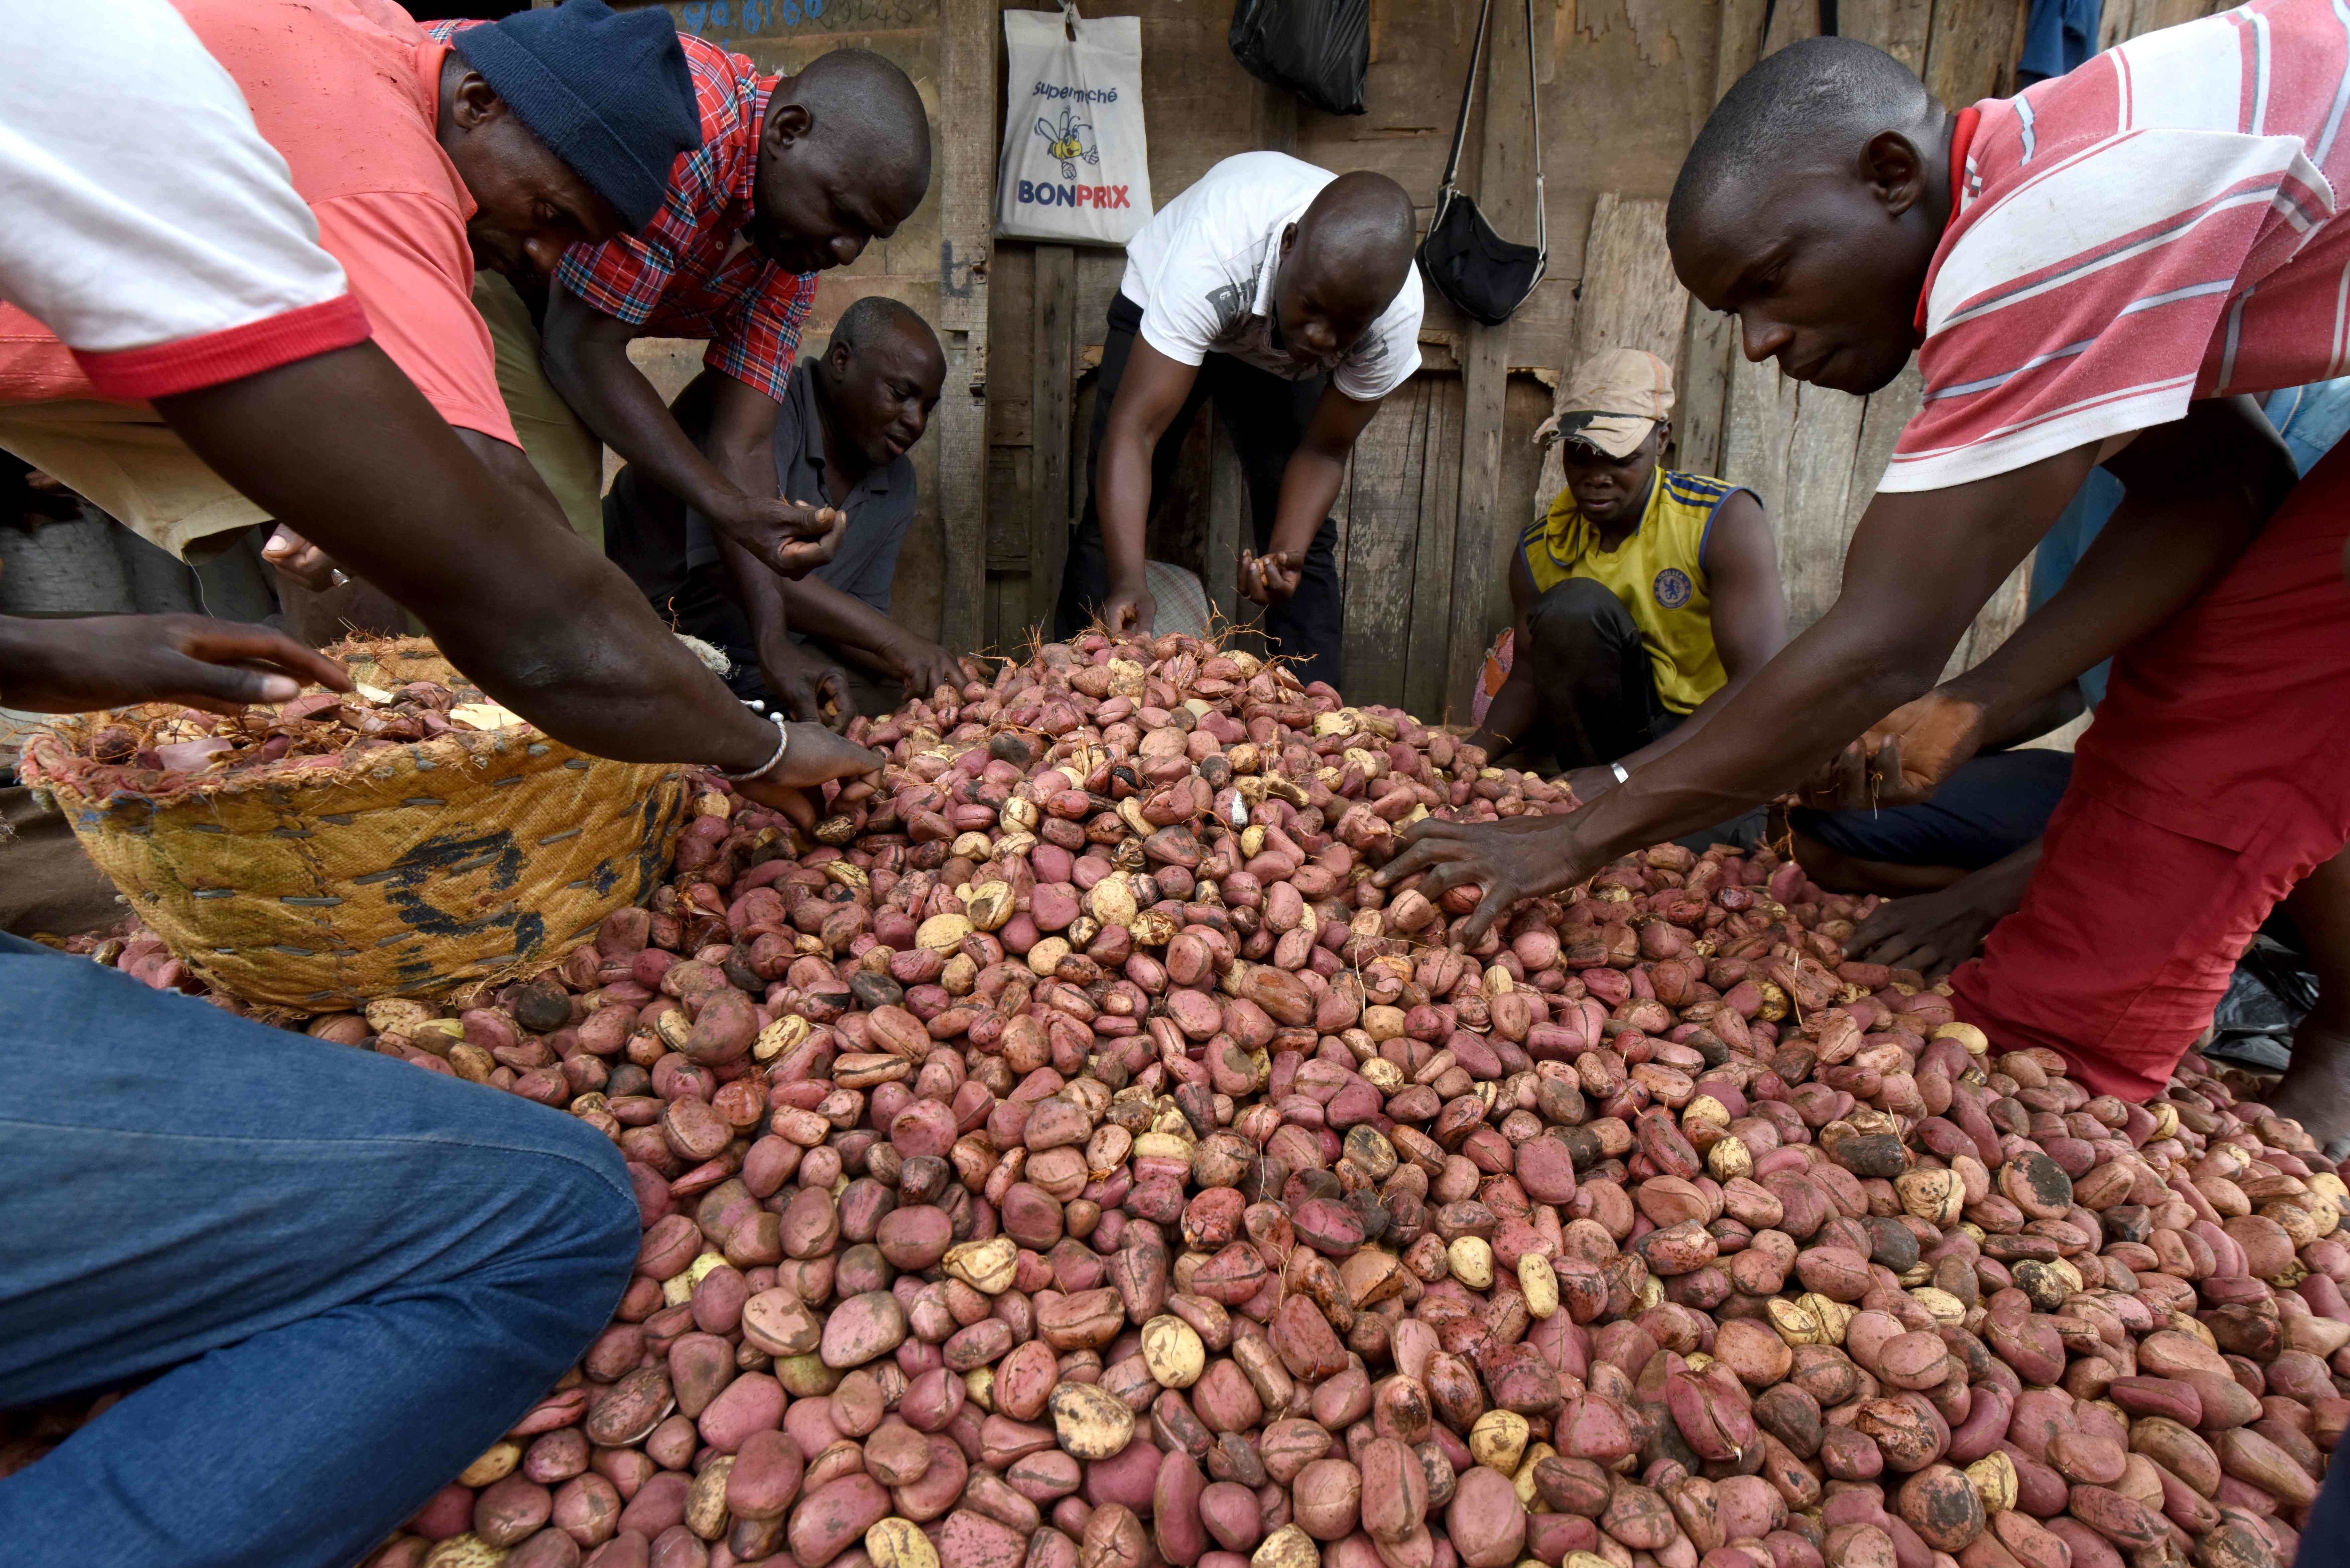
[1416,0,1547,326]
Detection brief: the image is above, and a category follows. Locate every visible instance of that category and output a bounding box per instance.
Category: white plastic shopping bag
[996,6,1153,247]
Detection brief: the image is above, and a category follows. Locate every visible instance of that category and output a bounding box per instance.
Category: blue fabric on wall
[2018,0,2100,84]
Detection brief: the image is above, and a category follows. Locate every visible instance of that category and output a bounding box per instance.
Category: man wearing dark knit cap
[431,13,937,696]
[0,0,703,621]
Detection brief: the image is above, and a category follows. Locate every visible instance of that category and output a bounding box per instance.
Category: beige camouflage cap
[1548,347,1675,459]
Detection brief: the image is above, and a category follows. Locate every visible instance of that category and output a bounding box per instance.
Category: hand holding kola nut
[45,623,2345,1568]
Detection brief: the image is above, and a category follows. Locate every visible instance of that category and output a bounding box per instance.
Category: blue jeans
[0,935,638,1568]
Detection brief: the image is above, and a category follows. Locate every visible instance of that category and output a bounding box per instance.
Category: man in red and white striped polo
[1378,1,2350,1112]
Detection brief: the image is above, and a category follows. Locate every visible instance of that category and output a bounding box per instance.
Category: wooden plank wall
[972,0,2069,719]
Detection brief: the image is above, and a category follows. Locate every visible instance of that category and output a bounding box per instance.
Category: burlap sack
[21,640,687,1011]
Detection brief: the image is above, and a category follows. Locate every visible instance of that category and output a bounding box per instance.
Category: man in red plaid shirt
[429,19,930,628]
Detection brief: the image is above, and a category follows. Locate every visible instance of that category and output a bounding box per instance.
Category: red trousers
[1953,440,2350,1100]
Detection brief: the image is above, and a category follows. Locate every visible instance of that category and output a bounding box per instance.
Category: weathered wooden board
[1709,0,1771,99]
[1924,0,2022,106]
[1842,364,1925,541]
[1759,0,1822,58]
[934,0,996,653]
[1027,245,1077,634]
[1405,376,1466,720]
[984,239,1034,652]
[2101,0,2230,47]
[1842,0,1935,72]
[1445,0,1541,720]
[1776,383,1869,631]
[1342,380,1431,707]
[1719,352,1794,542]
[1676,307,1737,477]
[1204,410,1249,640]
[1572,197,1687,368]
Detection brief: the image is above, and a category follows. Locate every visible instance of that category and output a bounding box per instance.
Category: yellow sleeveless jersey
[1520,470,1751,714]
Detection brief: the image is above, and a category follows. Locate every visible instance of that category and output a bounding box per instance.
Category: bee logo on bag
[1015,102,1132,211]
[1035,105,1100,179]
[996,10,1151,244]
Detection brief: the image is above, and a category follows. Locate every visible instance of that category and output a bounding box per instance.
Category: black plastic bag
[1229,0,1370,117]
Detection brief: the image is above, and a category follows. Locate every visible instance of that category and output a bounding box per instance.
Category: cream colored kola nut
[1682,1093,1732,1129]
[1511,1442,1556,1507]
[963,881,1014,932]
[1142,1314,1206,1388]
[1088,875,1138,928]
[457,1441,521,1487]
[1934,1020,1991,1055]
[423,1536,506,1568]
[753,1014,810,1063]
[1518,1253,1560,1320]
[1449,1235,1496,1289]
[1707,1135,1752,1182]
[1909,1286,1967,1326]
[944,1236,1018,1294]
[1470,1409,1530,1474]
[1966,1450,2018,1514]
[1253,1524,1319,1568]
[867,1518,940,1568]
[916,913,973,952]
[1897,1167,1966,1227]
[964,1365,995,1411]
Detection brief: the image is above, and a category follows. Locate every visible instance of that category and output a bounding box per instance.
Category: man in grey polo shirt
[606,295,960,724]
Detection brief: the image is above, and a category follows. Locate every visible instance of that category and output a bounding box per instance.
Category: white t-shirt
[1120,151,1424,404]
[0,0,364,400]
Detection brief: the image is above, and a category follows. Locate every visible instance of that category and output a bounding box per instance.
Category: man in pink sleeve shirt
[0,6,886,1563]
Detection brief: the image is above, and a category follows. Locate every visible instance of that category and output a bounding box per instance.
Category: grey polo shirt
[683,359,918,615]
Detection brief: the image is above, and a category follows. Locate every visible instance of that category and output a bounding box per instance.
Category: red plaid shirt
[429,21,815,402]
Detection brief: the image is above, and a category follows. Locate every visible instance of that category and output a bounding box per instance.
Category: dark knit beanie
[451,0,703,233]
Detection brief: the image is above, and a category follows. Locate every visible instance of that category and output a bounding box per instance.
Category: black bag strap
[1435,0,1546,255]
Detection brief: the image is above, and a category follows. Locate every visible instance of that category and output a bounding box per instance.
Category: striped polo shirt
[1885,0,2350,491]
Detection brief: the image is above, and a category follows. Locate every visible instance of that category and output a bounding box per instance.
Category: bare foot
[2261,1024,2350,1162]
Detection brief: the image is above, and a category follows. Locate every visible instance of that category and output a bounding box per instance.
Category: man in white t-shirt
[1053,152,1423,688]
[0,6,885,1563]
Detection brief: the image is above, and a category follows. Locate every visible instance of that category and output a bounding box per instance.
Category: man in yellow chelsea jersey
[1470,348,1787,805]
